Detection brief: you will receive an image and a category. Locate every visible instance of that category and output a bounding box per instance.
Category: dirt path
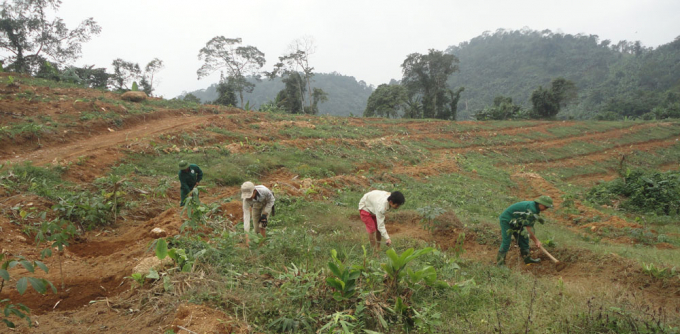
[448,122,669,153]
[5,113,219,166]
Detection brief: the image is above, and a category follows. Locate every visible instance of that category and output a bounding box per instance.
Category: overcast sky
[56,0,680,98]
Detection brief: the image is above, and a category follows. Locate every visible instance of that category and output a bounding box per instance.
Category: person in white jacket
[241,181,275,245]
[358,190,405,252]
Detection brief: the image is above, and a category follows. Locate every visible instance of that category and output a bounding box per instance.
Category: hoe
[538,245,567,272]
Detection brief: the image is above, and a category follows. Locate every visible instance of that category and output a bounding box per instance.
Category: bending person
[497,196,553,266]
[241,181,275,245]
[358,190,405,252]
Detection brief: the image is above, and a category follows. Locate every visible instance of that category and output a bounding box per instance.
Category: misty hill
[182,72,374,117]
[183,29,680,120]
[446,29,680,119]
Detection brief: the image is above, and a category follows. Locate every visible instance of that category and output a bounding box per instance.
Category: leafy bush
[474,96,525,120]
[1,255,55,328]
[587,170,680,215]
[381,247,449,294]
[325,249,362,301]
[52,192,113,229]
[416,206,445,232]
[0,163,64,198]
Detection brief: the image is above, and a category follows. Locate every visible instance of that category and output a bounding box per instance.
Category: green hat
[535,195,554,208]
[178,161,189,170]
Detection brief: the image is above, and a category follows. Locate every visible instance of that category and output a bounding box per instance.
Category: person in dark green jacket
[497,196,554,266]
[178,161,203,206]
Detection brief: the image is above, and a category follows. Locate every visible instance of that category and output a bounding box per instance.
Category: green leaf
[328,262,342,278]
[348,270,361,281]
[176,249,188,260]
[181,263,192,272]
[326,277,344,291]
[0,269,9,281]
[332,291,344,301]
[40,248,52,259]
[386,248,400,264]
[19,260,34,273]
[399,248,415,263]
[16,277,28,294]
[155,239,168,260]
[146,269,159,280]
[3,319,16,328]
[167,248,177,261]
[163,276,173,292]
[46,280,57,294]
[34,261,49,274]
[28,277,47,294]
[434,280,450,289]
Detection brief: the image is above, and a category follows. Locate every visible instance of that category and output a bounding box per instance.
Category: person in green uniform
[178,161,203,206]
[496,196,554,266]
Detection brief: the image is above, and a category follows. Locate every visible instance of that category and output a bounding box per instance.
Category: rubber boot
[521,250,541,264]
[496,251,507,267]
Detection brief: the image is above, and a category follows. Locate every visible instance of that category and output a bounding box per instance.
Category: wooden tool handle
[538,245,560,264]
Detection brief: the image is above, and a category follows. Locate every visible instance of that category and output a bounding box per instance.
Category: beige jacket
[243,185,275,232]
[358,190,391,240]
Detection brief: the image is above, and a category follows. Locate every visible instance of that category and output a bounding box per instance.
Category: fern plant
[381,247,439,294]
[325,249,362,301]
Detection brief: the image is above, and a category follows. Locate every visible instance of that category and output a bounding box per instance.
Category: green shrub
[587,169,680,215]
[52,192,113,229]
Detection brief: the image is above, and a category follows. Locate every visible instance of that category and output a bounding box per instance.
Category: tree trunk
[298,83,305,114]
[58,251,65,290]
[306,76,313,112]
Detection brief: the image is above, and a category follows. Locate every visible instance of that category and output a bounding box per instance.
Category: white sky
[56,0,680,98]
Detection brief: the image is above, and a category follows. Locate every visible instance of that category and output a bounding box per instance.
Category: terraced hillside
[1,73,679,333]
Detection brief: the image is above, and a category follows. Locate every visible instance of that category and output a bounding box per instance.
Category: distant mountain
[179,72,374,117]
[446,29,680,119]
[181,29,680,120]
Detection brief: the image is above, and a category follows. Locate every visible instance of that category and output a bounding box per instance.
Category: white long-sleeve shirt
[358,190,391,240]
[243,185,275,232]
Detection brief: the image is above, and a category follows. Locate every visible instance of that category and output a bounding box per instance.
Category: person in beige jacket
[358,190,405,252]
[241,181,275,245]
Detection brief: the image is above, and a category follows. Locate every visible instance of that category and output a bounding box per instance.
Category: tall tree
[276,71,305,114]
[140,58,164,96]
[446,87,465,120]
[364,84,408,118]
[401,49,462,119]
[0,0,101,74]
[213,75,238,107]
[197,36,265,108]
[308,87,328,115]
[530,77,577,118]
[268,36,327,114]
[109,58,140,91]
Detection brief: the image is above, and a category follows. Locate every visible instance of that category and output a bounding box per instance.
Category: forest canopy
[446,28,680,120]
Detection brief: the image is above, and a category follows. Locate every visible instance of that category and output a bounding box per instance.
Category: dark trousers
[499,220,529,253]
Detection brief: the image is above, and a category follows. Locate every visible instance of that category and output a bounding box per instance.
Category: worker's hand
[385,238,392,246]
[535,240,542,249]
[259,214,268,228]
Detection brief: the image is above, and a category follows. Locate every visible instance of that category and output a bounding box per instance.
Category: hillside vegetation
[182,29,680,121]
[183,72,374,117]
[447,29,680,120]
[1,75,680,333]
